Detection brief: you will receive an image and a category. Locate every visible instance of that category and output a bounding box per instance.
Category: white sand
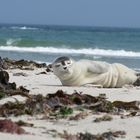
[0,68,140,140]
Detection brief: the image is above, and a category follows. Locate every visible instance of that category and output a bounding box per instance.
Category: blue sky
[0,0,140,27]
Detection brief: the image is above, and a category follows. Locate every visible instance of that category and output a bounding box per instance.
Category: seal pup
[52,56,138,88]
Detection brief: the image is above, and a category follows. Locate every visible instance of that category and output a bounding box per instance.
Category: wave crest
[10,26,38,30]
[0,46,140,58]
[6,39,21,46]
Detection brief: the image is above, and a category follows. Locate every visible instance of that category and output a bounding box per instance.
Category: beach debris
[0,70,9,85]
[0,56,8,70]
[49,106,74,119]
[126,111,138,117]
[42,129,58,137]
[0,94,46,117]
[2,57,47,70]
[16,120,34,127]
[121,111,138,119]
[0,83,30,99]
[47,90,99,105]
[59,131,78,140]
[13,72,28,77]
[0,119,26,134]
[0,91,6,99]
[0,101,29,117]
[94,114,113,122]
[86,100,114,113]
[5,87,30,98]
[98,93,107,99]
[2,82,17,91]
[69,112,88,121]
[59,106,73,116]
[47,90,114,113]
[18,86,30,93]
[113,101,140,110]
[0,70,30,100]
[0,89,139,118]
[59,130,126,140]
[136,136,140,139]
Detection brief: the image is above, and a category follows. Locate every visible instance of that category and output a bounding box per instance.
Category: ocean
[0,23,140,70]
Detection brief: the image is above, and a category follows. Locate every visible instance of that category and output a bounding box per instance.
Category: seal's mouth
[62,69,70,73]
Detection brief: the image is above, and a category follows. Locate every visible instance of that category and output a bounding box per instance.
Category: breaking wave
[10,26,38,30]
[0,46,140,58]
[6,39,21,46]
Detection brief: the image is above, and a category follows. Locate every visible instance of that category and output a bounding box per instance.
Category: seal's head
[52,56,74,79]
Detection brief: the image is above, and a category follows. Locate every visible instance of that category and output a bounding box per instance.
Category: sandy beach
[1,0,140,139]
[0,65,140,140]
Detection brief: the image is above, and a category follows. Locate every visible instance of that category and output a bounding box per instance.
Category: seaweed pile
[0,90,113,117]
[0,86,139,139]
[0,57,47,70]
[0,89,139,118]
[59,130,126,140]
[0,70,30,100]
[0,88,139,138]
[0,119,27,134]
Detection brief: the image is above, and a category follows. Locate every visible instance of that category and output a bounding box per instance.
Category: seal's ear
[46,64,53,72]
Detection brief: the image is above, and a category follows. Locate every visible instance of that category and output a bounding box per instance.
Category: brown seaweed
[0,89,139,118]
[113,101,140,110]
[94,115,113,123]
[0,119,26,134]
[0,70,30,100]
[69,112,88,121]
[16,120,34,127]
[59,130,126,140]
[2,57,47,70]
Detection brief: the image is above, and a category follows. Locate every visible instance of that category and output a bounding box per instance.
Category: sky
[0,0,140,27]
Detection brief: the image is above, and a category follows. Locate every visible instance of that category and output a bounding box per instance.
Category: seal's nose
[63,67,67,70]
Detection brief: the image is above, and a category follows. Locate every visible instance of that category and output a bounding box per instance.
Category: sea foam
[6,39,21,46]
[10,26,38,30]
[0,46,140,58]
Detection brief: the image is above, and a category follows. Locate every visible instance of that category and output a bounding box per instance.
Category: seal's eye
[61,61,66,66]
[55,64,61,67]
[67,61,71,64]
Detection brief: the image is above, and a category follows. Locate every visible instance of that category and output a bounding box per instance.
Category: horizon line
[0,22,140,29]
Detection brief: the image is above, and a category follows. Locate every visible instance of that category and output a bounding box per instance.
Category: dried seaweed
[69,112,88,121]
[59,130,126,140]
[4,86,30,98]
[113,101,140,110]
[16,120,34,127]
[136,136,140,139]
[0,101,30,117]
[13,72,28,77]
[0,119,26,134]
[94,115,113,122]
[0,90,139,118]
[2,58,47,70]
[0,70,30,100]
[0,91,6,99]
